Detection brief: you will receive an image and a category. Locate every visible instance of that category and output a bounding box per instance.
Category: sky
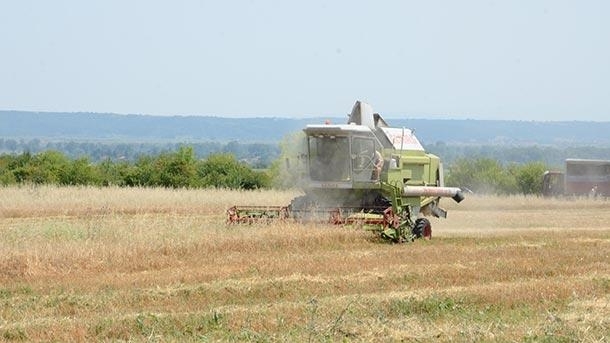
[1,1,609,121]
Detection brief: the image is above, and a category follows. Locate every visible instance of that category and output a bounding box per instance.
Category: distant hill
[2,110,610,146]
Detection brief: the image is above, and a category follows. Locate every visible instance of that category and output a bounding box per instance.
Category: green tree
[9,151,34,183]
[512,162,548,195]
[60,157,99,185]
[8,151,70,185]
[446,158,516,195]
[155,146,198,188]
[35,150,70,184]
[198,153,269,189]
[125,155,156,187]
[0,154,17,185]
[96,159,132,187]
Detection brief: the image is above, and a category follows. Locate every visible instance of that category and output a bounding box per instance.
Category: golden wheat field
[0,186,608,342]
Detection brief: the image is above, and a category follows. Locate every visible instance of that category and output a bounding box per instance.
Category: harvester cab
[228,101,465,242]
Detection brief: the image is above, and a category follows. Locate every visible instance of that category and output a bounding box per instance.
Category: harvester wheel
[412,218,432,240]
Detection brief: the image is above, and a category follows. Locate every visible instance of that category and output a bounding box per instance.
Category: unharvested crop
[0,186,608,342]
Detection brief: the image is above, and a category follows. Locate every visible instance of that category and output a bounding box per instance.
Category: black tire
[412,218,432,239]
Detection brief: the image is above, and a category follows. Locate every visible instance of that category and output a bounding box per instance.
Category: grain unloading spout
[403,186,465,203]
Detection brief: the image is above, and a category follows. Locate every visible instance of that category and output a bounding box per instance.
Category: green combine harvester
[227,101,465,242]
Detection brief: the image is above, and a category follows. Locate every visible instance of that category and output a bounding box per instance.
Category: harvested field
[0,186,609,342]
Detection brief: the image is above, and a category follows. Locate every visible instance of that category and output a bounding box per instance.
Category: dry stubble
[0,186,608,342]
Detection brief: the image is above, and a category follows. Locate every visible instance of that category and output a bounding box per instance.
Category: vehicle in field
[227,101,465,242]
[542,159,610,197]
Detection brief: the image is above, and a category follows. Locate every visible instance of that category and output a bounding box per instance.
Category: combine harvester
[542,159,610,197]
[227,101,465,242]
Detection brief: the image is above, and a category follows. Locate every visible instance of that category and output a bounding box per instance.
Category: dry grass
[0,186,608,342]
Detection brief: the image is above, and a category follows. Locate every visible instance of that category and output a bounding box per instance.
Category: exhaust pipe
[403,186,465,203]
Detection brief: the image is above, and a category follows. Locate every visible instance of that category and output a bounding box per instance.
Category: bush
[60,157,100,186]
[198,153,269,189]
[0,150,548,194]
[446,158,549,195]
[156,146,198,188]
[512,162,548,195]
[0,149,271,190]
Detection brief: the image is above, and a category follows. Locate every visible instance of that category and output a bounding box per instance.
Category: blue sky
[1,1,608,120]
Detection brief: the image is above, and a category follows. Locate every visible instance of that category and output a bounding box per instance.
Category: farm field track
[0,186,608,342]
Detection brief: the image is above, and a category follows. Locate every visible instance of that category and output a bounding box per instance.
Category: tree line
[445,158,548,195]
[0,147,270,189]
[426,142,610,168]
[0,138,279,168]
[3,138,610,172]
[1,148,552,195]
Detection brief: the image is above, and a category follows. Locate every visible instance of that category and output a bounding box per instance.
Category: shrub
[0,149,270,190]
[446,158,549,195]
